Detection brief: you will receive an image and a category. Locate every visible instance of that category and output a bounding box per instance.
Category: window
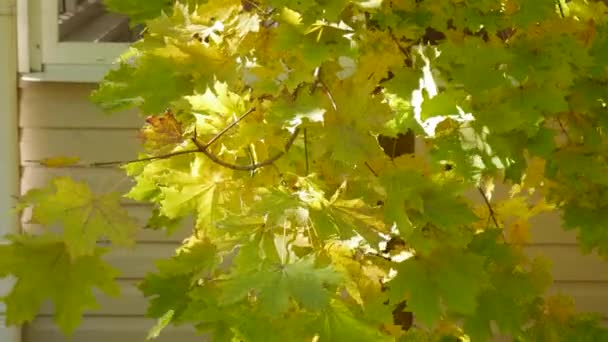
[19,0,141,82]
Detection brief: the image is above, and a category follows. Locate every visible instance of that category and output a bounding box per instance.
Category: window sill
[20,63,114,83]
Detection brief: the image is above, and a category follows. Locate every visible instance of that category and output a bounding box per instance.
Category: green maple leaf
[315,301,393,342]
[140,240,219,323]
[268,92,326,132]
[219,256,341,315]
[464,230,553,339]
[92,54,193,114]
[0,234,119,335]
[420,91,461,121]
[423,193,478,231]
[388,250,487,327]
[21,177,138,258]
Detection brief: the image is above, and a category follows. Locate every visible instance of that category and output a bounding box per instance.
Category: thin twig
[477,186,500,229]
[556,118,572,144]
[91,150,199,167]
[389,30,410,61]
[318,80,337,111]
[556,0,565,18]
[364,162,379,177]
[246,144,256,177]
[311,67,337,111]
[201,107,256,149]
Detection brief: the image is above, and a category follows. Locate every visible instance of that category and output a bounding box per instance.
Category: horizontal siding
[525,246,608,282]
[22,167,134,196]
[19,82,141,128]
[551,282,608,316]
[21,128,141,164]
[23,317,206,342]
[105,243,177,279]
[18,82,608,342]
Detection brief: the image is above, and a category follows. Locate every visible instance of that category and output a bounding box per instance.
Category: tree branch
[477,186,500,229]
[89,107,298,171]
[192,128,300,171]
[91,149,199,167]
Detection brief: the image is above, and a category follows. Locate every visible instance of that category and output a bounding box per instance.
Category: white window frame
[19,0,131,82]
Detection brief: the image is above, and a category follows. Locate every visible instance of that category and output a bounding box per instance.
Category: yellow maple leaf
[544,295,576,324]
[508,219,530,245]
[523,156,546,190]
[37,156,81,168]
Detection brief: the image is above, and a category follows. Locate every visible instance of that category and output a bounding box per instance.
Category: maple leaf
[139,109,185,152]
[219,256,341,315]
[314,301,393,342]
[91,54,193,114]
[388,249,487,327]
[35,156,81,168]
[268,92,326,132]
[20,177,138,258]
[140,239,219,324]
[0,234,119,335]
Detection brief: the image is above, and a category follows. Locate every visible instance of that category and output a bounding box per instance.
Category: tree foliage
[3,0,608,340]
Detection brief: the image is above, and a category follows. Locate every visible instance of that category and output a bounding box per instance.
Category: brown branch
[192,128,300,171]
[89,107,299,171]
[477,186,500,229]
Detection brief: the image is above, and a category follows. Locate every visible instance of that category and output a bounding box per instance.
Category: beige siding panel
[525,246,608,282]
[19,82,141,129]
[23,317,207,342]
[528,210,577,245]
[551,282,608,317]
[20,128,141,164]
[22,166,134,196]
[106,243,178,279]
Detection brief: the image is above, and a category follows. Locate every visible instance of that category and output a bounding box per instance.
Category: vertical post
[0,0,21,341]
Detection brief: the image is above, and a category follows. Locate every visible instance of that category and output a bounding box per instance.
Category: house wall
[18,82,608,341]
